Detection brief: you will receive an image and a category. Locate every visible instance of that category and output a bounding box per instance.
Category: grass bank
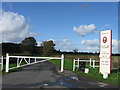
[49,59,120,85]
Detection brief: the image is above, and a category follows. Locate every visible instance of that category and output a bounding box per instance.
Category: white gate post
[61,54,64,72]
[6,53,9,72]
[90,58,91,67]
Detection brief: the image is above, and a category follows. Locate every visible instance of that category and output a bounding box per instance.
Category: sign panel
[99,30,112,74]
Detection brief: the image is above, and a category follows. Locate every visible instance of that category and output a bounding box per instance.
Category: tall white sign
[99,30,112,74]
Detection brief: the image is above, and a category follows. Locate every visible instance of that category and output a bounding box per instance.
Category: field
[54,54,120,68]
[49,58,120,85]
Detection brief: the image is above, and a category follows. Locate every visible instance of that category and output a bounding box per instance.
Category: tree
[21,37,37,46]
[41,40,55,56]
[73,49,78,54]
[21,37,37,55]
[2,43,22,55]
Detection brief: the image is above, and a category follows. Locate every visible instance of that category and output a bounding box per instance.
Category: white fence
[5,53,64,72]
[0,56,3,71]
[73,58,99,71]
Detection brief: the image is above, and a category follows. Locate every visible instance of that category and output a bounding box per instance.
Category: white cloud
[104,24,111,27]
[81,39,99,46]
[0,10,37,43]
[37,41,43,46]
[55,38,75,51]
[73,24,97,36]
[81,39,99,52]
[81,39,120,53]
[100,24,111,30]
[112,39,120,53]
[112,39,120,47]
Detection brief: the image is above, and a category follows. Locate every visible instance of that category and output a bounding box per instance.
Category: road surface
[2,61,118,89]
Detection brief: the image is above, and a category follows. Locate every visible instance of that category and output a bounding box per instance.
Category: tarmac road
[2,61,119,89]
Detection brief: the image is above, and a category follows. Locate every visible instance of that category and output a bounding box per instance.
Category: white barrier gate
[5,53,64,72]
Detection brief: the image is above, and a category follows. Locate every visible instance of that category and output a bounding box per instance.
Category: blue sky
[1,2,118,53]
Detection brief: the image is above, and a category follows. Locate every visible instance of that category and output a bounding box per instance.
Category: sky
[1,2,119,53]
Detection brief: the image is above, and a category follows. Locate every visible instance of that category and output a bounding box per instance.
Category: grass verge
[49,59,120,85]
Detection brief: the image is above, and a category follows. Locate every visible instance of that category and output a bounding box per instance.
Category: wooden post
[6,53,9,72]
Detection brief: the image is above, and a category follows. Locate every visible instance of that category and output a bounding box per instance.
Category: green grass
[2,61,27,74]
[54,54,120,68]
[49,59,120,85]
[49,59,73,70]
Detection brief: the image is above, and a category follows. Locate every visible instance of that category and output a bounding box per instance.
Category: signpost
[99,30,112,75]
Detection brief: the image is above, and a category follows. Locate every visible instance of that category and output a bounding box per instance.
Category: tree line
[1,37,119,56]
[1,37,56,56]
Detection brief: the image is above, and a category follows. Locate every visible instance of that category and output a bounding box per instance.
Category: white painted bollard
[61,54,64,72]
[93,60,95,68]
[103,73,108,79]
[6,53,9,72]
[85,68,89,73]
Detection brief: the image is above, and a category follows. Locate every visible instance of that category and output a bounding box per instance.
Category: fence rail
[73,58,99,71]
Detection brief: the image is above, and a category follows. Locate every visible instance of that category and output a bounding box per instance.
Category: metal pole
[6,53,9,72]
[61,54,64,72]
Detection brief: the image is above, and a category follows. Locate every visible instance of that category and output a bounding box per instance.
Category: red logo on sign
[103,37,107,43]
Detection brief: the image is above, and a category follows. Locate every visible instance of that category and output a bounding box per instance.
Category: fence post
[90,58,91,67]
[61,54,64,72]
[1,56,3,70]
[6,53,9,72]
[93,60,95,68]
[73,59,75,71]
[78,58,79,68]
